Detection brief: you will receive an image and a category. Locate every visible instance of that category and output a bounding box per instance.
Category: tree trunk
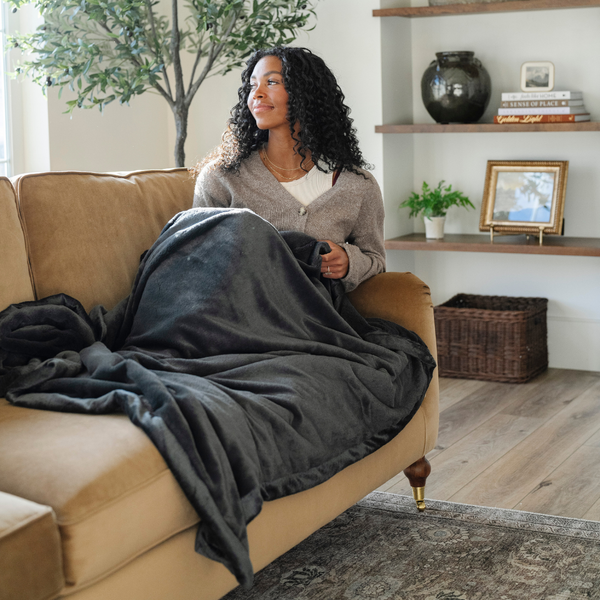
[173,104,189,168]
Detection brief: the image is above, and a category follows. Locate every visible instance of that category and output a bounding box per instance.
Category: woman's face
[247,55,290,132]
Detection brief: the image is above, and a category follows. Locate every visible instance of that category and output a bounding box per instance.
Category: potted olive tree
[399,180,475,239]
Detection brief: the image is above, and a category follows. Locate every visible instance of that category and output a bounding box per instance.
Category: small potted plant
[399,180,475,239]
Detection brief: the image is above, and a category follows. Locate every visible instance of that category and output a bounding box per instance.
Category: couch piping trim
[15,168,191,180]
[55,467,180,526]
[10,177,37,299]
[0,506,54,540]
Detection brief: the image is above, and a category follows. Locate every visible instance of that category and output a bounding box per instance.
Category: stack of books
[494,91,590,124]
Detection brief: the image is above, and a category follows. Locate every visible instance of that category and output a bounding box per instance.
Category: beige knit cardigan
[192,151,386,292]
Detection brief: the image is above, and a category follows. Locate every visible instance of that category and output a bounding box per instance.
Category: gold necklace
[261,148,303,172]
[261,149,307,181]
[265,165,305,181]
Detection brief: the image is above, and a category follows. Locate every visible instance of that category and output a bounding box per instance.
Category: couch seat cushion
[0,398,199,594]
[0,491,63,600]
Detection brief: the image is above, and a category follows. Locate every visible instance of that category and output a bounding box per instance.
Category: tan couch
[0,168,439,600]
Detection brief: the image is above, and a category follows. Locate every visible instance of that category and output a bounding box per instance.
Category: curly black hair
[193,46,371,176]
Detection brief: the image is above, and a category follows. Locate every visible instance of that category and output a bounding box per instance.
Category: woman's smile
[252,103,274,113]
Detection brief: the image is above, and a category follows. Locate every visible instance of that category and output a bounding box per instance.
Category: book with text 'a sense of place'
[500,99,583,108]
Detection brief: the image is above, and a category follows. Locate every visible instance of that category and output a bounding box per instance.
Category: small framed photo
[479,161,568,236]
[520,61,555,92]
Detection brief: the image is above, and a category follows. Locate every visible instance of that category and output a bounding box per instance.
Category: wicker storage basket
[434,294,548,383]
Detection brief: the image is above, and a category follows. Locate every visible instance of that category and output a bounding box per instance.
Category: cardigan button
[299,206,307,216]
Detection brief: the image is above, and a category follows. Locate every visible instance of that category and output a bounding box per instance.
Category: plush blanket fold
[0,207,435,588]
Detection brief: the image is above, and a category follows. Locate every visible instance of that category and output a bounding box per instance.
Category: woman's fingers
[319,240,349,279]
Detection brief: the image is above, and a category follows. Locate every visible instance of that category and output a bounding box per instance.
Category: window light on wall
[0,1,11,176]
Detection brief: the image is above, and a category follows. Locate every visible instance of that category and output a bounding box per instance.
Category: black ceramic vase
[421,51,491,124]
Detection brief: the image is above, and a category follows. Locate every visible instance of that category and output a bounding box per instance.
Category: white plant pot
[424,216,446,239]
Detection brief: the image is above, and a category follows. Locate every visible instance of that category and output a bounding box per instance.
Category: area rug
[224,491,600,600]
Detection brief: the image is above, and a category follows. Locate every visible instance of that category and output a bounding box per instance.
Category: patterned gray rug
[224,491,600,600]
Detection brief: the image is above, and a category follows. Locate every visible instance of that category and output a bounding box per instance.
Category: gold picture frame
[479,160,568,238]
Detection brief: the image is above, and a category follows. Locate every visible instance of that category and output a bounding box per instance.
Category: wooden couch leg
[403,457,431,512]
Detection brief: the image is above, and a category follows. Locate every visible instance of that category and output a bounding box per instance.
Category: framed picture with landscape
[479,161,568,236]
[520,61,555,92]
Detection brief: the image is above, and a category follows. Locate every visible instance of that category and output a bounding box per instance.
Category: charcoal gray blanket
[0,208,435,587]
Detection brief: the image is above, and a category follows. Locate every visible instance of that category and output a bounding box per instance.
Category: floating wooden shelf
[384,234,600,257]
[376,122,600,133]
[374,0,600,18]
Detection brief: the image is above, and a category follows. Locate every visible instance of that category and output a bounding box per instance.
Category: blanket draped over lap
[0,207,435,588]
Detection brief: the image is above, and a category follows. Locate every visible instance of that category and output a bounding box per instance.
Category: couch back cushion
[13,169,195,312]
[0,177,35,311]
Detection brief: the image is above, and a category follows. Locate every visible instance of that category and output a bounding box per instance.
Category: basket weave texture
[434,294,548,383]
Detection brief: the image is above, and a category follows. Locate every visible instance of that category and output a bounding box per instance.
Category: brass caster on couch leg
[412,486,426,512]
[404,457,431,512]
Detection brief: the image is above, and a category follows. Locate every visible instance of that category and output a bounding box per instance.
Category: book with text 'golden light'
[494,114,591,124]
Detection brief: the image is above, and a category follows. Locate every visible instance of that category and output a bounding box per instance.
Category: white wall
[46,89,171,172]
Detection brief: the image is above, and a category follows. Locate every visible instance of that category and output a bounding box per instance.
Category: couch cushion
[12,169,195,312]
[0,398,199,594]
[0,491,63,600]
[0,177,35,311]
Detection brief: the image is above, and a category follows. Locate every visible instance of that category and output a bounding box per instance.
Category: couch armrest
[0,491,64,600]
[348,272,439,454]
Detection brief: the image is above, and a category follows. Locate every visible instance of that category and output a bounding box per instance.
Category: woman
[192,46,385,292]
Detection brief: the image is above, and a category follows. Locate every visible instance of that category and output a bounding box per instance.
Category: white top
[280,167,333,206]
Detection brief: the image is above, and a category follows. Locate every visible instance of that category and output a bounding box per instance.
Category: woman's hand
[319,240,349,279]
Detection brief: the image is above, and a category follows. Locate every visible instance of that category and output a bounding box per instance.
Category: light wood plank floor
[378,368,600,520]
